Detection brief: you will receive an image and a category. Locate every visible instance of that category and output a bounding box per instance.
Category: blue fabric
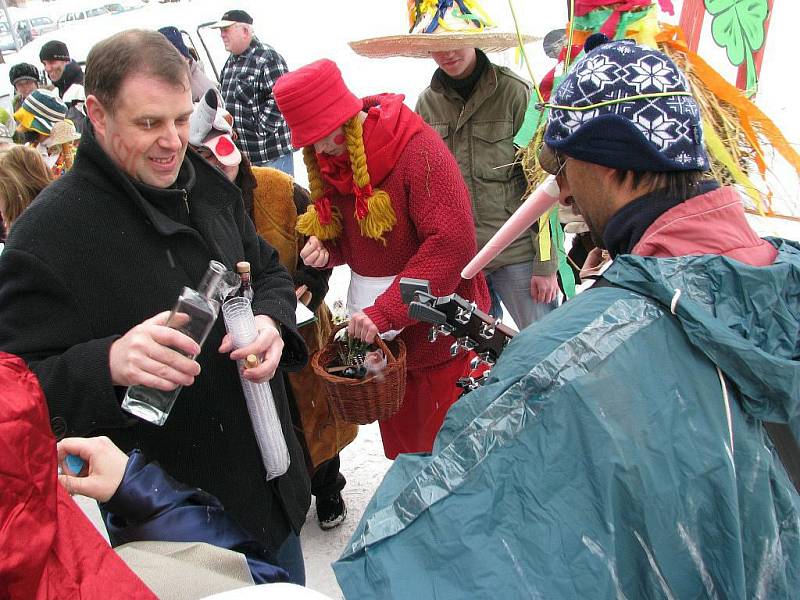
[158,27,190,59]
[485,260,558,329]
[333,239,800,599]
[274,531,306,586]
[265,152,295,177]
[102,451,289,584]
[544,39,709,172]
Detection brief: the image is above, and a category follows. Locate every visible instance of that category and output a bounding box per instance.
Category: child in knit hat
[274,58,491,459]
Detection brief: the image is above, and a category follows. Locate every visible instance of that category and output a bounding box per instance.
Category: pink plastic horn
[461,176,560,279]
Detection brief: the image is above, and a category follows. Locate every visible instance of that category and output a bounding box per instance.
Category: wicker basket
[311,324,407,425]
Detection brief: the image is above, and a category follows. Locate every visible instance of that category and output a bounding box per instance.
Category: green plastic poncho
[334,239,800,599]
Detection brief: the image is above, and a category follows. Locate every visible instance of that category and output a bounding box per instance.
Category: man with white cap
[210,10,294,175]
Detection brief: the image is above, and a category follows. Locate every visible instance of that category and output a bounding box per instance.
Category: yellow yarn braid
[343,117,396,244]
[303,145,325,203]
[297,146,342,240]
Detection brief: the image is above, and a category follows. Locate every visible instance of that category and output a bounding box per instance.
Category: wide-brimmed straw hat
[349,0,540,59]
[44,119,81,147]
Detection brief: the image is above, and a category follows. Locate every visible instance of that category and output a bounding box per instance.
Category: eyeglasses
[554,152,569,179]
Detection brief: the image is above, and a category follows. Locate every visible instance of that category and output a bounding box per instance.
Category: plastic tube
[222,296,290,481]
[461,176,560,279]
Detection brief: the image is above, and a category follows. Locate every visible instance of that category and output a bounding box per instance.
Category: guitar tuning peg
[469,355,482,370]
[478,321,496,340]
[450,337,476,356]
[429,324,452,343]
[454,305,472,325]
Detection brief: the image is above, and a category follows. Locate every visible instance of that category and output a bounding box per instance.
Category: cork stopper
[244,354,259,369]
[236,261,251,274]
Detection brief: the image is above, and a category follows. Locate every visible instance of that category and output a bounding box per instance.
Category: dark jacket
[54,60,84,99]
[0,123,311,553]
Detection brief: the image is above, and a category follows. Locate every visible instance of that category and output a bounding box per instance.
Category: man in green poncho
[334,34,800,599]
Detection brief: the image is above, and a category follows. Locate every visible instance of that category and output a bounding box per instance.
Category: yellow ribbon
[538,209,552,262]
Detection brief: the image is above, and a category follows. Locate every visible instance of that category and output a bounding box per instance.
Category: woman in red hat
[274,59,490,459]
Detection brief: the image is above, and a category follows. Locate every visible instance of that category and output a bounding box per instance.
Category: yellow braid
[297,146,342,240]
[303,146,324,202]
[343,117,396,244]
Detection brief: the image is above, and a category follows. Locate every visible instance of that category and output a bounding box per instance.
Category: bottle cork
[244,354,260,369]
[236,261,251,274]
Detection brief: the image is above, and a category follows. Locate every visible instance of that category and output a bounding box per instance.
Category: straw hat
[44,119,81,148]
[349,0,540,59]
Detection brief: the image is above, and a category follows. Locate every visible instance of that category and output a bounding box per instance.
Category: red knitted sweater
[323,95,490,370]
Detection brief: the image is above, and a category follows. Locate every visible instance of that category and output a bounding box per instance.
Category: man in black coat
[0,29,311,583]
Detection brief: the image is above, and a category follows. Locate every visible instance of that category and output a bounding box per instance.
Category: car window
[0,22,9,34]
[32,17,54,26]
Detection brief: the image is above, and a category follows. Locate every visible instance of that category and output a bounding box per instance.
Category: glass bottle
[121,260,228,426]
[236,261,254,301]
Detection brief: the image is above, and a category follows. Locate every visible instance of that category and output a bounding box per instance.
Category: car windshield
[32,17,54,26]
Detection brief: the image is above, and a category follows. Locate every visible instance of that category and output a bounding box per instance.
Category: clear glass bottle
[121,260,228,426]
[236,261,254,301]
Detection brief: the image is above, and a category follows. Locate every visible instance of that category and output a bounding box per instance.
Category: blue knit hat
[158,26,191,59]
[542,34,708,173]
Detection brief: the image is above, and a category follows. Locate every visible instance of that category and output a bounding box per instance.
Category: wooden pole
[736,0,774,92]
[679,0,706,52]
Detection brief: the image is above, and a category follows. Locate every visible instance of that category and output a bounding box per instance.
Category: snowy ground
[302,423,390,598]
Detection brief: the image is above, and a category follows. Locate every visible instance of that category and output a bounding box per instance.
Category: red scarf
[315,93,425,199]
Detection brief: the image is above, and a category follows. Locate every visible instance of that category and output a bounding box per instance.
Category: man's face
[313,126,346,157]
[14,79,38,99]
[430,48,478,80]
[220,23,250,55]
[88,73,193,188]
[555,155,612,247]
[42,59,68,83]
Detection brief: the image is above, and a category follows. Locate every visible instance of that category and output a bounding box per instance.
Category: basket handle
[330,322,397,364]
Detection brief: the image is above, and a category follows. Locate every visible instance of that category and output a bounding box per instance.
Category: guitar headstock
[400,278,517,368]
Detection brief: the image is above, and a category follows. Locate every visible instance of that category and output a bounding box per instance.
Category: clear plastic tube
[222,296,290,480]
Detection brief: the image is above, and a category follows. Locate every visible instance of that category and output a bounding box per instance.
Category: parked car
[25,16,59,37]
[57,7,111,28]
[13,16,58,42]
[103,1,146,13]
[0,21,19,52]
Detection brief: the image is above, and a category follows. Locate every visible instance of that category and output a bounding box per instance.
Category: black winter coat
[0,124,311,553]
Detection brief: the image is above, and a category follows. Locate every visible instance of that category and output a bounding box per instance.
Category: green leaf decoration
[706,0,769,93]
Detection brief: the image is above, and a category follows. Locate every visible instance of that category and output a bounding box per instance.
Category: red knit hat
[274,59,362,148]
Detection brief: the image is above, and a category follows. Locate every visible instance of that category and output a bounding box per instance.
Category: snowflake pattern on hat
[546,39,708,171]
